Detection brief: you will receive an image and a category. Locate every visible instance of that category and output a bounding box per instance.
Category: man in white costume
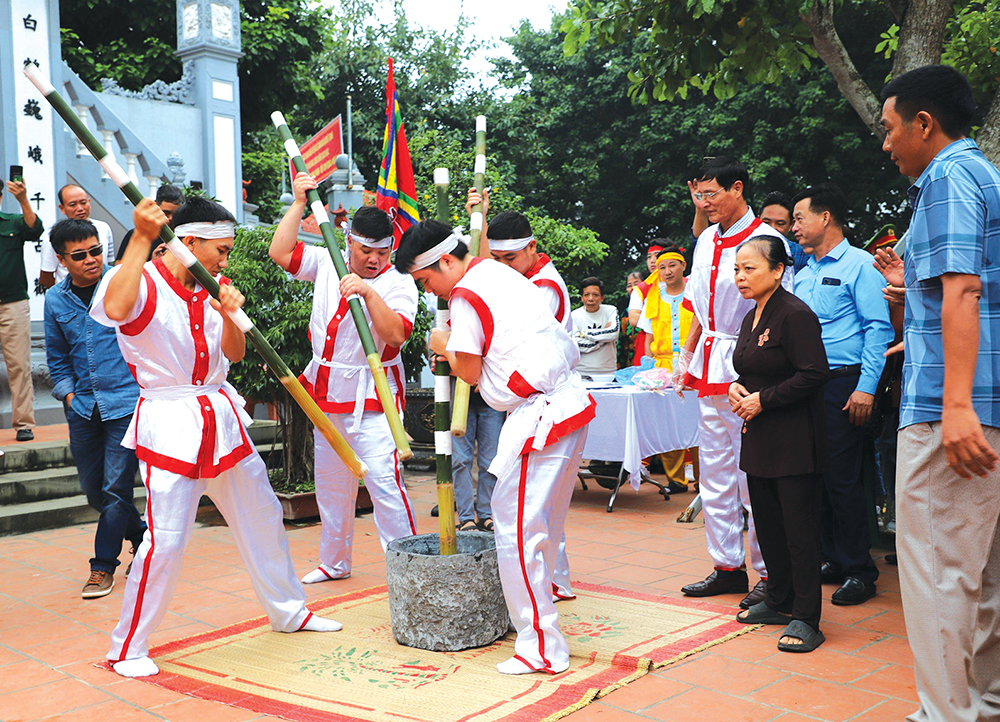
[676,156,795,610]
[398,220,595,675]
[466,190,577,602]
[270,173,418,583]
[93,197,340,679]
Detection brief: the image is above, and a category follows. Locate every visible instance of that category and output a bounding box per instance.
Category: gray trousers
[898,422,1000,722]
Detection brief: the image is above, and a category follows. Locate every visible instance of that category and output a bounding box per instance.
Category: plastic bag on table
[614,356,655,385]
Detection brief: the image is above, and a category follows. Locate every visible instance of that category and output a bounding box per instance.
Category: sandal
[457,519,478,532]
[737,601,793,625]
[777,619,825,653]
[477,517,494,532]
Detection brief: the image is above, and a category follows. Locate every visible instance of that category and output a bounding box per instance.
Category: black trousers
[747,473,823,631]
[821,376,879,585]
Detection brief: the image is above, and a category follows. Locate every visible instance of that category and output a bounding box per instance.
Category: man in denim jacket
[44,219,145,599]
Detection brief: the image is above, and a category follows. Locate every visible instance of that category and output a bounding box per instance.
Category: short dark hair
[792,183,849,230]
[580,276,604,295]
[647,239,671,253]
[740,235,792,275]
[697,156,750,199]
[155,185,185,206]
[50,218,99,256]
[657,244,688,263]
[171,195,236,229]
[396,220,468,273]
[57,184,85,205]
[487,211,532,240]
[760,191,792,216]
[351,205,393,240]
[880,64,975,138]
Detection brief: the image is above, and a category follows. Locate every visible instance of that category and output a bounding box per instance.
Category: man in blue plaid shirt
[881,65,1000,722]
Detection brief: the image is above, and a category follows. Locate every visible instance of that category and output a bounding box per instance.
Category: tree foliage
[560,0,1000,162]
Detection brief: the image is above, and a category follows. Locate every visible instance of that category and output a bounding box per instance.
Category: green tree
[561,0,1000,162]
[482,14,905,306]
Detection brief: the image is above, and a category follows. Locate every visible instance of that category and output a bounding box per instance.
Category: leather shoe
[682,569,748,597]
[820,561,843,584]
[739,578,767,609]
[831,577,876,606]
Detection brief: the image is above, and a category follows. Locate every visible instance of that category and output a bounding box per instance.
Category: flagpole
[434,168,458,556]
[450,116,487,437]
[271,114,413,462]
[23,63,368,481]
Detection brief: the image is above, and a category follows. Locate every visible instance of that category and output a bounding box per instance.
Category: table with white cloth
[580,384,700,512]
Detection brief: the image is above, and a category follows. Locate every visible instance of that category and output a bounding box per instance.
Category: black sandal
[457,519,478,532]
[737,601,793,625]
[477,517,494,532]
[777,620,826,653]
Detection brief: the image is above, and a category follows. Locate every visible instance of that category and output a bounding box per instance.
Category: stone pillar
[175,0,243,221]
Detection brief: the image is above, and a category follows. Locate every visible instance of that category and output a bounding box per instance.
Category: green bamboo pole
[434,168,457,556]
[24,63,368,480]
[271,113,413,461]
[450,115,486,437]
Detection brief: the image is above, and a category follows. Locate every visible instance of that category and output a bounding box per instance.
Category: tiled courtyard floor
[0,465,914,722]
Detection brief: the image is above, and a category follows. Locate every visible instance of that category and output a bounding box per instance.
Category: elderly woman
[729,236,830,653]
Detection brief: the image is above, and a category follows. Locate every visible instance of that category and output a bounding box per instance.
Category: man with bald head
[39,184,115,288]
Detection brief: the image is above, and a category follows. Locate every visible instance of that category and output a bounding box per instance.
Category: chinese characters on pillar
[23,99,42,120]
[30,192,45,210]
[23,15,38,31]
[27,146,42,164]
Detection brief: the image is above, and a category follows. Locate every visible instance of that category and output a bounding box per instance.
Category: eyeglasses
[693,188,725,201]
[62,244,103,262]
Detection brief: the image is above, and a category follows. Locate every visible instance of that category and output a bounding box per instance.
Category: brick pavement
[0,469,914,722]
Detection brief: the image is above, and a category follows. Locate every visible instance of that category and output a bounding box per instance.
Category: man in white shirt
[40,185,115,287]
[571,277,619,377]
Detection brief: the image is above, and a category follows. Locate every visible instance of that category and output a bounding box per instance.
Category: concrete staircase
[0,421,278,536]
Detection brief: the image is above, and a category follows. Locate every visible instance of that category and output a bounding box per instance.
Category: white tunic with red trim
[525,254,573,334]
[287,242,417,423]
[90,258,254,479]
[447,258,595,480]
[682,210,795,396]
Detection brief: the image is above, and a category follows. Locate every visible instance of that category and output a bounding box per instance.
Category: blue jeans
[66,407,145,573]
[452,404,504,523]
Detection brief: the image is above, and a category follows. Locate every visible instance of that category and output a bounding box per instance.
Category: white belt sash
[311,354,403,431]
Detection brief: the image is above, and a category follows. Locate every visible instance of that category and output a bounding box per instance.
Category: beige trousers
[898,422,1000,722]
[0,299,34,430]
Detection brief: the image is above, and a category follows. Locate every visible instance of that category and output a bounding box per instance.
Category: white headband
[348,229,393,249]
[488,235,533,252]
[410,233,467,271]
[174,221,235,240]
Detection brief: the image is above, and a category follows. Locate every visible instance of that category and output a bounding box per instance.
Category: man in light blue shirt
[880,65,1000,722]
[792,183,894,607]
[44,219,145,600]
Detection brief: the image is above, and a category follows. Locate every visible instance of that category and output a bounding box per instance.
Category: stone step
[0,487,147,537]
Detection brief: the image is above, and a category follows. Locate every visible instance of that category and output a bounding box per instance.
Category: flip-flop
[777,620,826,653]
[477,517,494,532]
[737,601,793,625]
[457,519,478,532]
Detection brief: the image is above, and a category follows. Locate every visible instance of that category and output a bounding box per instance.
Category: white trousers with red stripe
[697,394,766,575]
[313,411,416,577]
[493,427,587,673]
[108,453,310,663]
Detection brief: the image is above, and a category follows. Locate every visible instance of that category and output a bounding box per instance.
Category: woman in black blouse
[729,236,830,653]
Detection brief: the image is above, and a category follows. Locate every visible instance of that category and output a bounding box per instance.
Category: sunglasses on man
[61,244,103,262]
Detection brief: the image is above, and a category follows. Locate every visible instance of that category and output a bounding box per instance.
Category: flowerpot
[276,485,373,522]
[403,387,434,444]
[276,491,319,521]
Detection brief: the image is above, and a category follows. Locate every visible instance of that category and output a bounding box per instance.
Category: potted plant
[226,225,330,520]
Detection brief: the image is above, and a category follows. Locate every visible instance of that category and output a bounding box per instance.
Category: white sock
[296,613,343,632]
[112,656,159,678]
[496,657,537,675]
[300,565,349,584]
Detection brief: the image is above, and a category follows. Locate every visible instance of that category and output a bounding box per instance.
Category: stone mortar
[386,531,509,652]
